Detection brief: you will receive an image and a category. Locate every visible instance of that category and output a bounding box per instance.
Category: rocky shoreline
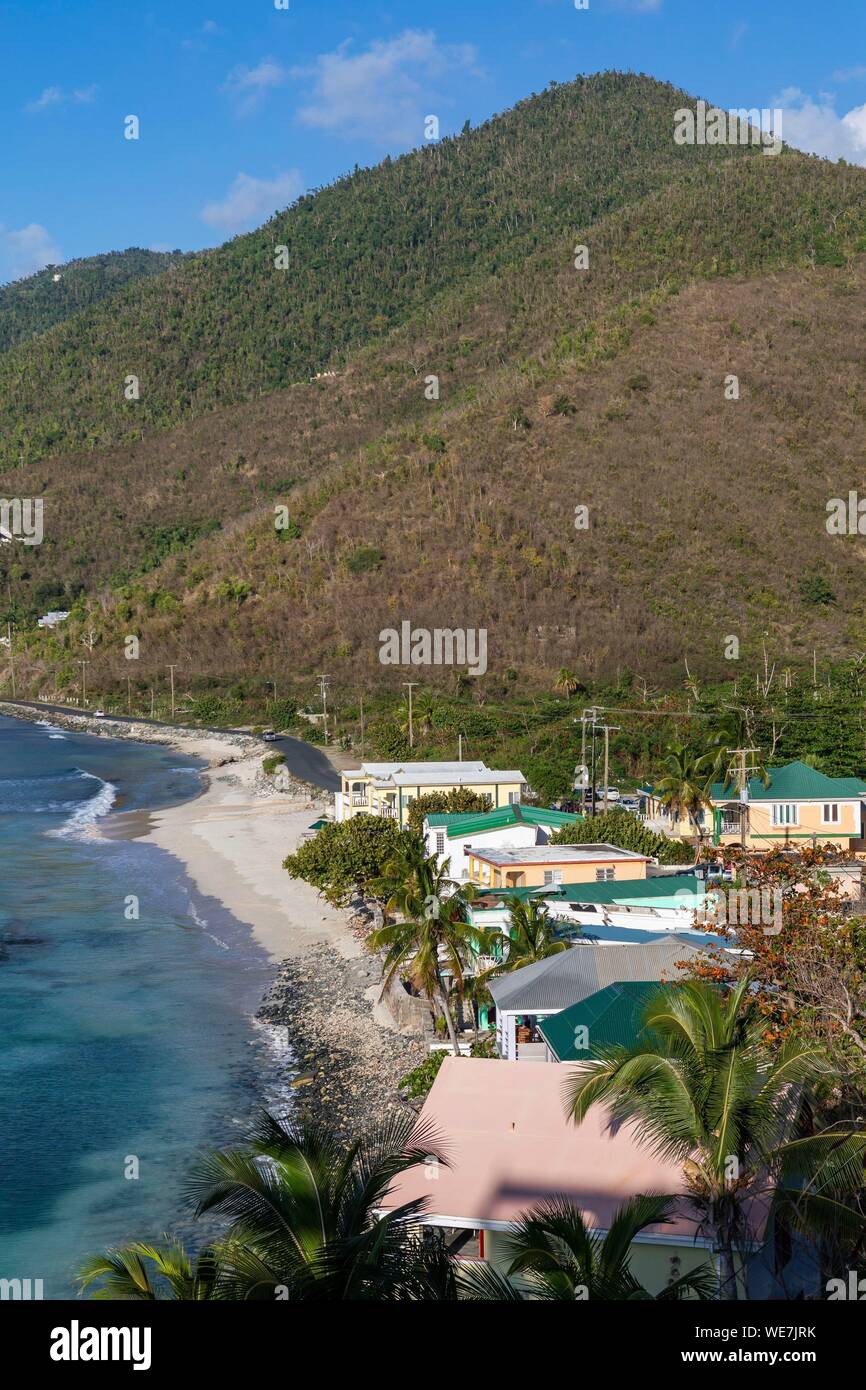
[258,942,429,1140]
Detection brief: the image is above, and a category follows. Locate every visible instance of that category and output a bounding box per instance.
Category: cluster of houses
[330,757,864,1294]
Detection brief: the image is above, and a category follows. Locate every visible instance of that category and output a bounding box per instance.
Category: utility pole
[7,622,15,699]
[458,733,463,762]
[726,747,761,849]
[317,674,330,745]
[583,707,602,819]
[167,664,178,721]
[403,681,418,749]
[600,721,621,814]
[150,687,155,719]
[78,660,88,706]
[359,694,365,756]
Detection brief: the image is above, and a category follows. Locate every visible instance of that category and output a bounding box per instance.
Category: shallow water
[0,717,279,1297]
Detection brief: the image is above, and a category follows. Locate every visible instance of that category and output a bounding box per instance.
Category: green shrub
[551,807,692,864]
[283,815,418,906]
[262,753,286,776]
[346,545,384,575]
[399,1050,447,1098]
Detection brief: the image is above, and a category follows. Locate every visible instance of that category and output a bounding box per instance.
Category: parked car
[618,796,641,814]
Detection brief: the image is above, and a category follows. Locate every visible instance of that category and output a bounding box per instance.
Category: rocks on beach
[258,944,429,1140]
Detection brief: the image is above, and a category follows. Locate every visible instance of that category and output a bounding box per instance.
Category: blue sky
[1,0,865,284]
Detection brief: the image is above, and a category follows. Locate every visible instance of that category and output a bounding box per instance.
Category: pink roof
[383,1057,708,1242]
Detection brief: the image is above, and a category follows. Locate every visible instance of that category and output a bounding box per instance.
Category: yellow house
[334,760,527,830]
[466,843,650,889]
[710,761,866,852]
[642,761,866,853]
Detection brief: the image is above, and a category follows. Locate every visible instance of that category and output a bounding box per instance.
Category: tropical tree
[460,1194,717,1300]
[496,896,569,973]
[79,1239,220,1301]
[80,1113,456,1302]
[554,667,581,698]
[654,740,716,860]
[369,844,494,1054]
[565,977,866,1299]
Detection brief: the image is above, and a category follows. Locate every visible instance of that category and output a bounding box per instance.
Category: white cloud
[833,65,866,83]
[223,58,288,114]
[0,223,62,281]
[25,86,63,113]
[291,29,481,147]
[773,87,866,164]
[25,84,96,113]
[201,171,304,232]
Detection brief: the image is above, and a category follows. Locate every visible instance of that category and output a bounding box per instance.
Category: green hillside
[0,72,767,472]
[5,71,866,704]
[0,248,185,355]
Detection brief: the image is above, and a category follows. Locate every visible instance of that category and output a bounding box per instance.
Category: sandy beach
[135,747,360,963]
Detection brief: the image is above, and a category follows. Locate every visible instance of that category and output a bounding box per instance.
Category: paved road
[1,699,342,794]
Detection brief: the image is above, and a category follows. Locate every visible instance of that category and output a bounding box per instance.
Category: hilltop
[3,72,866,702]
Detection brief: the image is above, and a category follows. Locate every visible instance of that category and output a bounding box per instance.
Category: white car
[93,709,105,718]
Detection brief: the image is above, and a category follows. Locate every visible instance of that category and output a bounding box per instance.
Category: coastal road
[0,700,342,794]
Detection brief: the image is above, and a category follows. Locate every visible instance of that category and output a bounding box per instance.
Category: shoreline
[3,701,428,1136]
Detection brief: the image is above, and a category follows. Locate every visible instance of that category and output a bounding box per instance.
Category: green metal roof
[538,982,674,1060]
[426,803,580,838]
[711,760,866,802]
[473,874,707,911]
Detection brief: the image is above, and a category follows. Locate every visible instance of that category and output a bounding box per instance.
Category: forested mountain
[0,73,765,472]
[0,248,185,355]
[4,71,866,700]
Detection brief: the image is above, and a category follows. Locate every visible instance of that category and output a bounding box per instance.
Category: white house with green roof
[423,802,580,879]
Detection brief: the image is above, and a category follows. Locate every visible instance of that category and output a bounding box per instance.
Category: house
[380,1057,732,1293]
[538,981,674,1061]
[487,938,715,1061]
[37,610,70,629]
[333,760,527,828]
[468,873,712,936]
[709,761,866,852]
[643,761,866,853]
[465,843,650,890]
[423,802,580,879]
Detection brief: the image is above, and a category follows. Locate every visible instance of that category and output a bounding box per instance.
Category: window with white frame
[596,867,615,882]
[771,804,799,827]
[435,832,446,854]
[508,791,518,804]
[822,803,840,824]
[543,869,563,886]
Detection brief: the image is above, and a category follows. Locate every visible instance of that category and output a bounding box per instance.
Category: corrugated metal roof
[539,982,671,1059]
[488,939,713,1013]
[712,760,866,802]
[476,874,706,908]
[426,804,580,837]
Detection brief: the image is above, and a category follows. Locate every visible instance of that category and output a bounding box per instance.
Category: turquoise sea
[0,715,279,1298]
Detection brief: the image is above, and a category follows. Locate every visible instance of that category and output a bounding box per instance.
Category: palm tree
[566,978,866,1299]
[369,844,494,1054]
[80,1113,456,1302]
[554,667,580,698]
[79,1239,219,1301]
[496,896,568,973]
[460,1194,717,1300]
[654,740,715,861]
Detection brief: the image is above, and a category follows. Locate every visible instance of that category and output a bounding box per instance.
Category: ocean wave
[50,772,118,838]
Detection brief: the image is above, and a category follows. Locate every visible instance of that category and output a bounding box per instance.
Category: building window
[596,868,615,882]
[772,804,799,827]
[508,791,518,804]
[435,832,446,854]
[822,803,840,824]
[543,870,563,886]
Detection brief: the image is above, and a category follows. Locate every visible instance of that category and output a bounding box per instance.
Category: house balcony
[351,794,368,807]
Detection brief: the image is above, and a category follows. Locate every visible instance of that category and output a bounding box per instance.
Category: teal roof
[473,874,707,911]
[538,982,674,1060]
[426,803,580,838]
[711,760,866,802]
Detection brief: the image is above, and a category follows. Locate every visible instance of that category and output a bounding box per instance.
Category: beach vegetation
[550,806,693,864]
[283,815,416,907]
